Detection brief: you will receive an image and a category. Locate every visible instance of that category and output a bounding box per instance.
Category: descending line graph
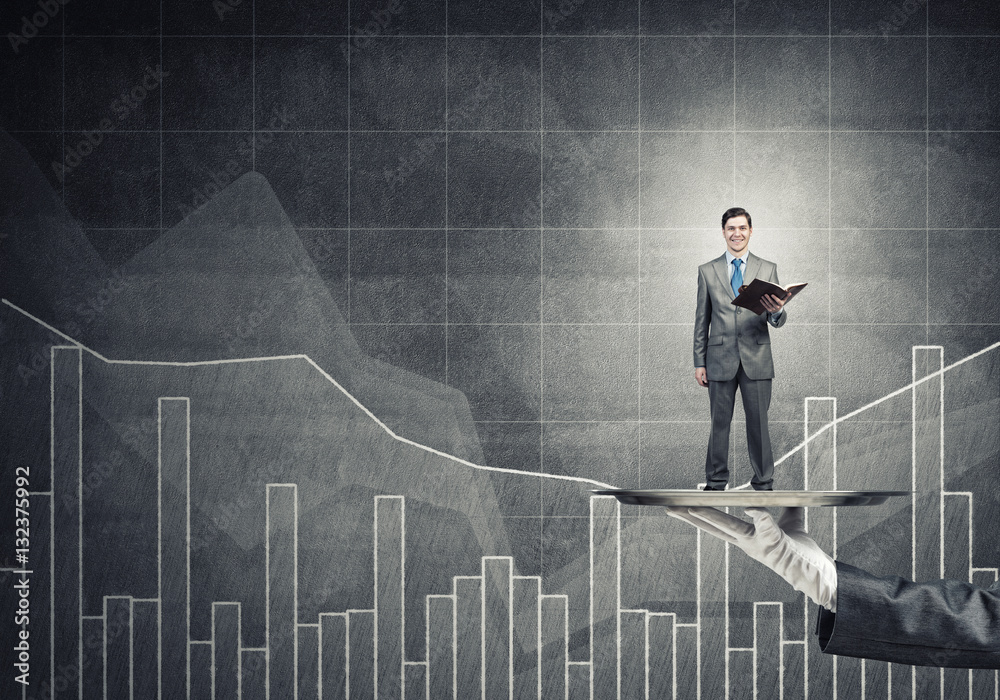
[7,294,1000,491]
[3,299,1000,699]
[0,298,616,492]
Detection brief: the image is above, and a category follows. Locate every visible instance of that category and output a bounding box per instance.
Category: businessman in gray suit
[694,207,788,491]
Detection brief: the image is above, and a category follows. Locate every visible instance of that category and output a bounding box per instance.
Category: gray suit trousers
[695,253,783,489]
[705,362,774,489]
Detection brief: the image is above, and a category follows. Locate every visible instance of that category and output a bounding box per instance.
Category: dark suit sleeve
[816,561,1000,669]
[693,266,710,368]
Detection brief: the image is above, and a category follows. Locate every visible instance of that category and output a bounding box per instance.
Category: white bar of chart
[913,346,944,699]
[159,396,189,700]
[318,613,347,700]
[33,340,1000,700]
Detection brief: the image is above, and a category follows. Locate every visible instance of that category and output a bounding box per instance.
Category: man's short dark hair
[722,207,752,229]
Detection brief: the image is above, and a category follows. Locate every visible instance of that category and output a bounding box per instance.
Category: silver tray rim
[591,489,911,507]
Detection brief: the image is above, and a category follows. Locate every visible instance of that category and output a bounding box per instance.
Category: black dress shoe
[703,485,726,491]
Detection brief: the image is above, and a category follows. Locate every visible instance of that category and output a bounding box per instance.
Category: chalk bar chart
[3,314,999,699]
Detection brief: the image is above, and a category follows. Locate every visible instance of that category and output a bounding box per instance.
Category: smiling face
[722,214,752,257]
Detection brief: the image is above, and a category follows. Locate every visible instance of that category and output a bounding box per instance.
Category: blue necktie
[731,258,743,297]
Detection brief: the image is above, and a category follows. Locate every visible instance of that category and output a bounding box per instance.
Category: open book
[732,279,807,315]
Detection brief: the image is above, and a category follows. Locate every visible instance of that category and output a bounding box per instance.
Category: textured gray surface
[1,1,999,697]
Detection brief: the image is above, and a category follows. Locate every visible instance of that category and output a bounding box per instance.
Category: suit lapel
[714,254,735,300]
[744,252,762,286]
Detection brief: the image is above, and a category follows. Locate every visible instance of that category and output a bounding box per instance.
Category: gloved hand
[665,506,838,612]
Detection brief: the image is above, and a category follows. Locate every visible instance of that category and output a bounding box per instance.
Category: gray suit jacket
[693,252,786,381]
[817,561,1000,668]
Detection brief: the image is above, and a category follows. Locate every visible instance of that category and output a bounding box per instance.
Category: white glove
[666,506,838,612]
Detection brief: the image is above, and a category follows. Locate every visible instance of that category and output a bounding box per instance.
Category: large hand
[666,506,837,612]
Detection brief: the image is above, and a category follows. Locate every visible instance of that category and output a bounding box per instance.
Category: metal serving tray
[591,489,910,507]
